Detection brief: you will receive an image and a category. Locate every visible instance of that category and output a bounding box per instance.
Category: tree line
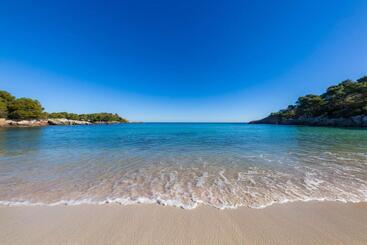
[48,112,128,123]
[271,76,367,120]
[0,90,128,122]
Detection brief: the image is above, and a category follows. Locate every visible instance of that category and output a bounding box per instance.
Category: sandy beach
[1,201,366,245]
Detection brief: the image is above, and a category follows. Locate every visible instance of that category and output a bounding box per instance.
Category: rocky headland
[0,118,125,127]
[0,90,129,128]
[250,76,367,127]
[249,114,367,127]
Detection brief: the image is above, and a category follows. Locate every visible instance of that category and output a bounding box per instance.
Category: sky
[1,0,367,122]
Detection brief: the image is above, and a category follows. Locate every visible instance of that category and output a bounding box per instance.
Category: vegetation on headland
[0,91,45,120]
[48,112,128,123]
[250,76,367,126]
[0,90,128,123]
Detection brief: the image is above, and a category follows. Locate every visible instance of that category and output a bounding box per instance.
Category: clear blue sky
[1,0,367,122]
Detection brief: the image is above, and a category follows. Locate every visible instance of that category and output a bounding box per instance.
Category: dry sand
[1,201,367,245]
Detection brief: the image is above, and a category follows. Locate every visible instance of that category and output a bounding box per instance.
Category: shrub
[0,90,15,104]
[0,98,7,118]
[8,98,45,120]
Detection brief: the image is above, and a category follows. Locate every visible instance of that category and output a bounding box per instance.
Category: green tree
[0,90,15,104]
[48,112,128,122]
[296,94,325,117]
[0,98,7,118]
[267,76,367,120]
[357,76,367,83]
[0,90,15,118]
[8,98,45,120]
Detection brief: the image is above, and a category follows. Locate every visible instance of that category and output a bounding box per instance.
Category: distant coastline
[250,76,367,127]
[0,90,128,127]
[0,118,128,127]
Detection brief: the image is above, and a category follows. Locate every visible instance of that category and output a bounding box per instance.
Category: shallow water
[0,123,366,209]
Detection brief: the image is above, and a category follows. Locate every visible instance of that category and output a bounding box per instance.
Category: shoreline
[249,115,367,127]
[0,118,128,127]
[1,201,366,244]
[0,198,366,210]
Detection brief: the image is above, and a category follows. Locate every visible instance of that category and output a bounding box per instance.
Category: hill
[249,76,367,127]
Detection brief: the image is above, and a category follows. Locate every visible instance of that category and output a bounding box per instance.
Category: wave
[1,153,367,210]
[1,194,366,210]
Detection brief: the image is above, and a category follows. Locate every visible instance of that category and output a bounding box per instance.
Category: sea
[0,123,366,209]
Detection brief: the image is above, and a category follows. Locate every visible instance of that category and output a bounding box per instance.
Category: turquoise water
[0,123,366,209]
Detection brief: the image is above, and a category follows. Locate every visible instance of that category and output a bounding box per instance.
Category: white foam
[1,194,366,210]
[2,155,367,210]
[196,172,208,187]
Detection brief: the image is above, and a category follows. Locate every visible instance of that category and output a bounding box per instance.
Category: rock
[48,118,91,126]
[248,114,282,125]
[351,115,363,125]
[0,119,48,127]
[93,121,120,124]
[0,118,91,127]
[47,119,64,125]
[0,118,6,126]
[362,116,367,126]
[17,120,35,126]
[249,115,367,127]
[0,118,118,127]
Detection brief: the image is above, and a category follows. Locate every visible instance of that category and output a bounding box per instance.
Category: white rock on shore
[47,118,92,125]
[0,118,49,127]
[0,118,92,127]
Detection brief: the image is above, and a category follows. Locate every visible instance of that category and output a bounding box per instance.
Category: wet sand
[0,201,366,245]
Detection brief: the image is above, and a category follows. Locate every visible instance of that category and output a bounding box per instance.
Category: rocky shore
[0,118,124,127]
[249,114,367,127]
[48,118,92,126]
